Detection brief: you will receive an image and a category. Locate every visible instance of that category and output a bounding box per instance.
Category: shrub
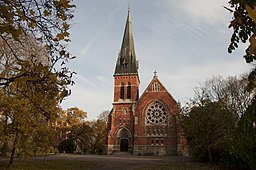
[58,139,75,153]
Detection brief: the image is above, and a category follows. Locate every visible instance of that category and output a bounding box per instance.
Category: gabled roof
[137,72,179,106]
[114,9,138,75]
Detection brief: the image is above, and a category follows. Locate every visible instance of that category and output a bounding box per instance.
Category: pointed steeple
[114,9,138,75]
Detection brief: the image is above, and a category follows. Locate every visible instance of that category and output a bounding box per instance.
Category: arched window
[127,82,131,99]
[120,82,124,99]
[152,82,160,92]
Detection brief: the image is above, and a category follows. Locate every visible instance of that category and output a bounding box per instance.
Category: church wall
[133,78,181,155]
[133,145,177,156]
[107,73,139,154]
[107,102,134,154]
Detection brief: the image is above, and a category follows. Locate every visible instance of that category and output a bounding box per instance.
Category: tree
[89,119,108,154]
[227,0,256,90]
[64,107,87,126]
[0,1,75,167]
[0,0,75,87]
[226,2,256,169]
[55,107,87,154]
[97,110,109,123]
[0,33,71,165]
[70,122,91,154]
[68,111,109,154]
[0,60,69,167]
[182,100,235,164]
[3,68,64,167]
[181,75,253,165]
[57,107,87,139]
[191,75,253,117]
[231,97,256,170]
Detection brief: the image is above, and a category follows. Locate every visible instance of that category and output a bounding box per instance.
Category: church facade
[107,10,188,156]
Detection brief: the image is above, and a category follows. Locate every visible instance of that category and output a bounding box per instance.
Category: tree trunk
[8,132,19,168]
[1,140,8,157]
[207,145,213,165]
[44,146,48,164]
[1,114,8,158]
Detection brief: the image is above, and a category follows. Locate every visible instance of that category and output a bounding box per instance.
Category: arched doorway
[120,139,128,152]
[116,127,132,152]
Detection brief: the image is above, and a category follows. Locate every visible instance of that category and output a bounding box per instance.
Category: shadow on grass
[0,159,102,170]
[139,162,236,170]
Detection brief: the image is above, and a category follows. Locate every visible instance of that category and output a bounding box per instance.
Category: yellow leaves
[43,10,51,17]
[56,33,65,40]
[229,4,256,29]
[29,9,35,16]
[59,50,65,56]
[44,44,51,51]
[63,31,70,37]
[12,28,22,41]
[56,31,70,41]
[61,0,72,8]
[0,24,23,41]
[56,12,67,21]
[245,4,256,23]
[62,107,87,126]
[229,4,256,56]
[244,4,256,56]
[54,0,75,8]
[63,22,70,30]
[28,19,37,28]
[229,16,243,29]
[249,35,256,55]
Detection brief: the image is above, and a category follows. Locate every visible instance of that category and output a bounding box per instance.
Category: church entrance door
[120,139,128,152]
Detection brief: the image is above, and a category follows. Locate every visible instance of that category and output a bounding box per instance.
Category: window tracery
[146,101,167,125]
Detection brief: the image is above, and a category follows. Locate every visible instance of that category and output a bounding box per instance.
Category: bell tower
[113,9,139,102]
[107,9,140,154]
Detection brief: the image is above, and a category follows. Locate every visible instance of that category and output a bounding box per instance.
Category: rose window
[146,101,167,125]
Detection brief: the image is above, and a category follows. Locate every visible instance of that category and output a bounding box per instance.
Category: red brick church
[107,10,188,156]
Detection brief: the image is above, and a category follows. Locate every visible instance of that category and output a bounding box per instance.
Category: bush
[58,139,75,153]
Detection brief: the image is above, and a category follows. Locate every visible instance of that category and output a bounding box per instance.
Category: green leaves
[181,75,253,164]
[228,1,256,90]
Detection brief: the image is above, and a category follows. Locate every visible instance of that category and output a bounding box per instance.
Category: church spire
[114,9,138,75]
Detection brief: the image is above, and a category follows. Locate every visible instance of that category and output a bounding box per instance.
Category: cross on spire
[153,70,158,78]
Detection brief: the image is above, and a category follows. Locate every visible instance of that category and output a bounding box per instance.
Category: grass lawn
[140,162,234,170]
[0,156,236,170]
[0,159,102,170]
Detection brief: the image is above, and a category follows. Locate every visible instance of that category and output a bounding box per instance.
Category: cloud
[61,77,112,120]
[75,74,98,88]
[96,75,106,82]
[62,0,251,120]
[79,4,122,60]
[147,0,231,41]
[172,0,229,23]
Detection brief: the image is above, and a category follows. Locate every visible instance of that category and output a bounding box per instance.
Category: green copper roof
[114,10,138,75]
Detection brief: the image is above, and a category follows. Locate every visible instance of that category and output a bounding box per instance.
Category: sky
[61,0,253,120]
